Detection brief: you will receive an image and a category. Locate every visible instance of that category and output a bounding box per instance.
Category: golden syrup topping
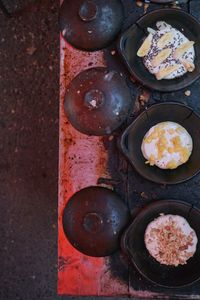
[157,136,168,160]
[167,128,175,135]
[144,124,191,167]
[180,148,190,163]
[176,126,185,134]
[149,154,155,166]
[168,147,174,154]
[144,127,165,143]
[166,159,177,169]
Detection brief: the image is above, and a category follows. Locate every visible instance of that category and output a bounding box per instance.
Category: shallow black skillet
[118,8,200,92]
[121,199,200,287]
[120,102,200,185]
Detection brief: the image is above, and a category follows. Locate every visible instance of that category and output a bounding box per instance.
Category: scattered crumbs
[136,0,143,7]
[33,60,38,66]
[108,135,114,141]
[144,3,149,14]
[141,192,148,199]
[171,2,181,9]
[139,89,150,106]
[185,90,191,96]
[26,46,37,55]
[62,28,67,36]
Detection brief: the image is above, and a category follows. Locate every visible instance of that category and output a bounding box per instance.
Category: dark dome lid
[59,0,124,51]
[62,186,130,257]
[64,67,133,136]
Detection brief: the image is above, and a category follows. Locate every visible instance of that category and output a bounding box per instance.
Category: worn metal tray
[58,0,200,298]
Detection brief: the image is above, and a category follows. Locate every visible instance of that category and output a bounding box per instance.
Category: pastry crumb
[136,0,143,7]
[185,90,191,96]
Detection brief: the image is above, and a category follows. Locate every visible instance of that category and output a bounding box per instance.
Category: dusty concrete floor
[0,1,59,299]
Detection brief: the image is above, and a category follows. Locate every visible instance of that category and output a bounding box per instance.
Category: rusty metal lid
[62,186,130,257]
[64,67,133,136]
[59,0,124,51]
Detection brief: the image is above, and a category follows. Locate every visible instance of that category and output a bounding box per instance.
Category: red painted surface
[58,35,130,296]
[58,24,164,299]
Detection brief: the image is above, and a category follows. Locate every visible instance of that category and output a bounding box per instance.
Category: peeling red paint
[58,35,129,296]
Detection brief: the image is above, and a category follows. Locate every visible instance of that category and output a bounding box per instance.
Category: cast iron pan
[62,186,130,257]
[64,67,133,136]
[120,102,200,185]
[121,200,200,287]
[118,8,200,92]
[59,0,124,51]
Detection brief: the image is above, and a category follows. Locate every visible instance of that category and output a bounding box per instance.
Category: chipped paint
[58,34,129,296]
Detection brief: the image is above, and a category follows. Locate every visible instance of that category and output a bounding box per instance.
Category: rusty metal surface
[58,0,200,298]
[58,38,130,296]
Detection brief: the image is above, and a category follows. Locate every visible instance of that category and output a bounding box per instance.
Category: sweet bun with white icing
[137,21,195,80]
[141,121,193,169]
[144,214,198,266]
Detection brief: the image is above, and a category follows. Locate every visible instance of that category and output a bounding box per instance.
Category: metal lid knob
[84,89,105,110]
[78,1,98,22]
[83,212,103,233]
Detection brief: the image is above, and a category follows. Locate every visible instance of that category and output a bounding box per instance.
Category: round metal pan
[121,199,200,287]
[120,102,200,185]
[118,8,200,92]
